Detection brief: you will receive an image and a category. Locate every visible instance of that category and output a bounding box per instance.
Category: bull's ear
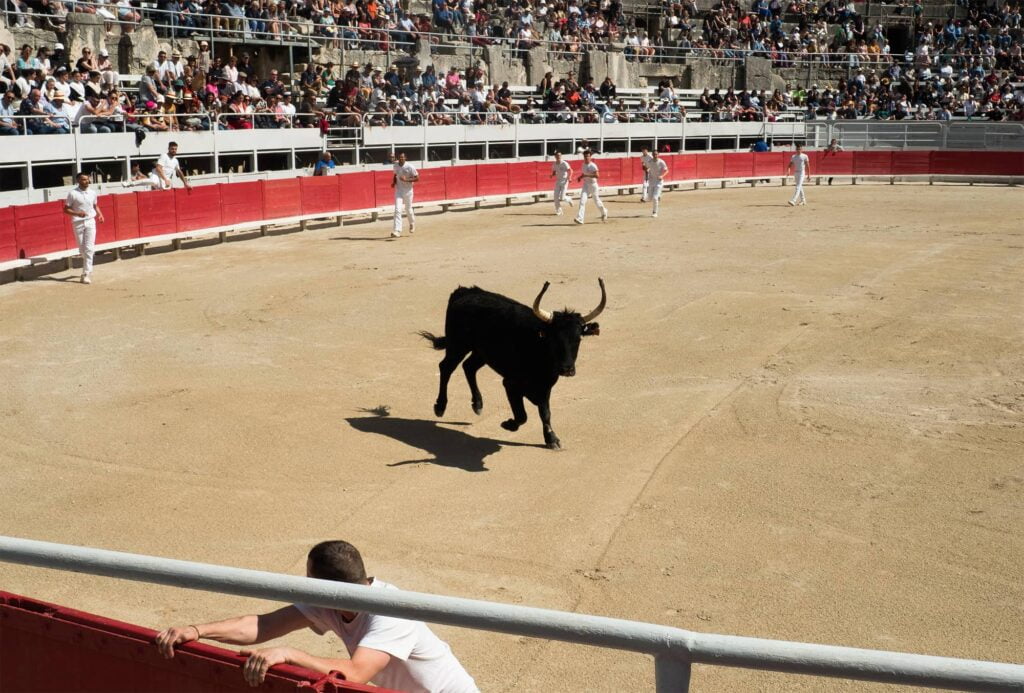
[583,322,600,336]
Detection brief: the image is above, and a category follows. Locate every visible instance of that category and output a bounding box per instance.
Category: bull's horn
[533,281,553,323]
[581,278,606,323]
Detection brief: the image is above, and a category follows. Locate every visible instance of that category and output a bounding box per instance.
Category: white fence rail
[1,536,1022,692]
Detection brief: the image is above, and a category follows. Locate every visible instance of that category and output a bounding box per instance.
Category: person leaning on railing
[0,91,21,135]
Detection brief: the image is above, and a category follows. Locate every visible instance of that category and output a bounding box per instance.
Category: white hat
[99,48,109,56]
[54,42,65,50]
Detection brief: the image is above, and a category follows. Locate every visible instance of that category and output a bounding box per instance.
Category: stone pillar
[66,12,107,66]
[118,20,159,75]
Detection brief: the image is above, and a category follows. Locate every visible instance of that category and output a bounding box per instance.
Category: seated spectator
[0,90,20,134]
[19,87,70,134]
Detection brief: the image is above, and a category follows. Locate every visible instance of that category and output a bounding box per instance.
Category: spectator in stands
[313,150,336,175]
[0,90,19,135]
[19,87,70,134]
[138,66,160,106]
[76,94,112,133]
[156,541,478,691]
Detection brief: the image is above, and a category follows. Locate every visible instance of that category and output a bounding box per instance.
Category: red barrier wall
[14,201,69,258]
[262,179,303,220]
[220,181,264,226]
[0,592,389,693]
[5,151,1022,266]
[0,206,16,261]
[340,171,377,211]
[300,176,343,215]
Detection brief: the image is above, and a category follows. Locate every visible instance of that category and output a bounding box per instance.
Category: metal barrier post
[655,655,692,692]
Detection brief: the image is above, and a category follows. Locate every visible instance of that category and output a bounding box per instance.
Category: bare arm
[240,644,391,687]
[155,605,311,657]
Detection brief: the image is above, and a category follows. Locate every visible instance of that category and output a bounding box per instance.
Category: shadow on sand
[346,413,541,472]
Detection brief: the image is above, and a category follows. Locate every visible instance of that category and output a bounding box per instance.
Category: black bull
[419,279,606,449]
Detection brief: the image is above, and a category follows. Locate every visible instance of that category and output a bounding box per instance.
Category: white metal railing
[1,536,1022,692]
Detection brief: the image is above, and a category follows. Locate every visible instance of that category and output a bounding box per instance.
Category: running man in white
[639,146,654,202]
[648,149,669,218]
[574,150,608,225]
[787,143,810,206]
[64,172,105,284]
[391,152,419,238]
[550,150,573,215]
[123,142,192,191]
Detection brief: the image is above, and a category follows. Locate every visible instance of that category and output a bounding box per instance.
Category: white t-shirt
[790,152,809,176]
[640,152,654,174]
[394,162,418,195]
[581,160,599,190]
[295,580,478,693]
[66,186,98,223]
[649,157,668,182]
[551,159,571,182]
[152,152,181,188]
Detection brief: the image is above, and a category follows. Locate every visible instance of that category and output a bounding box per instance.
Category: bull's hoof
[545,437,562,450]
[501,419,521,432]
[472,400,483,415]
[434,402,446,417]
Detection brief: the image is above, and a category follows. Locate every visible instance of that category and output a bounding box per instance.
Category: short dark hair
[307,540,367,584]
[76,171,89,179]
[169,141,178,147]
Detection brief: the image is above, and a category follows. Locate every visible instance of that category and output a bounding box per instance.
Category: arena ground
[0,181,1022,691]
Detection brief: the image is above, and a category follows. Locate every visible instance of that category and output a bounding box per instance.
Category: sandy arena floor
[0,181,1022,692]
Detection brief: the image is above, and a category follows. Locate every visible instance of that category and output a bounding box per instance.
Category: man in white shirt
[787,143,810,206]
[549,150,573,215]
[156,540,478,693]
[64,172,105,284]
[123,142,192,190]
[648,150,669,218]
[573,149,608,225]
[391,151,419,238]
[639,145,654,202]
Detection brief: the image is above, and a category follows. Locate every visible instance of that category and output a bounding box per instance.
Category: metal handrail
[0,536,1022,692]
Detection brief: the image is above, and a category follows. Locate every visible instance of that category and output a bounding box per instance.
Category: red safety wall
[4,151,1022,266]
[0,592,391,693]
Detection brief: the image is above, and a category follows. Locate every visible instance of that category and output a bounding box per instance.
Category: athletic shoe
[799,201,806,206]
[601,212,608,222]
[409,225,415,234]
[788,200,796,206]
[390,231,401,238]
[556,209,563,216]
[81,273,91,284]
[651,213,658,218]
[573,219,583,225]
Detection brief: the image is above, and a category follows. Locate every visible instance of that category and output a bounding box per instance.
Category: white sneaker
[601,212,608,222]
[787,200,796,206]
[799,201,806,206]
[573,218,583,225]
[651,212,658,218]
[390,231,401,238]
[409,225,415,234]
[556,208,563,216]
[81,273,91,284]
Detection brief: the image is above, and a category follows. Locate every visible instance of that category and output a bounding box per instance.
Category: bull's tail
[418,331,447,350]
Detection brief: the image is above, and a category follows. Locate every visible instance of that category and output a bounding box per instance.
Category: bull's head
[532,278,606,377]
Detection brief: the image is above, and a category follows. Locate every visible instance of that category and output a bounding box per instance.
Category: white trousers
[553,180,570,212]
[650,180,664,215]
[790,174,806,204]
[72,219,97,275]
[574,186,606,223]
[393,190,415,233]
[641,172,649,201]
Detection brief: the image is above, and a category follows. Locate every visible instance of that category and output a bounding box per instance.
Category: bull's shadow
[346,414,540,472]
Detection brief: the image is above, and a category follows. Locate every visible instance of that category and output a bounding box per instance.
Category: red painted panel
[940,150,1024,176]
[476,163,509,197]
[219,181,265,226]
[723,152,754,179]
[300,176,343,215]
[598,157,622,187]
[14,201,69,258]
[0,591,389,692]
[339,171,377,211]
[986,151,1024,175]
[175,185,223,232]
[112,193,141,241]
[695,153,725,180]
[135,189,179,238]
[414,167,446,202]
[669,154,696,182]
[373,170,395,206]
[816,150,854,175]
[444,165,478,200]
[262,178,303,220]
[623,156,644,186]
[93,196,118,245]
[890,151,932,175]
[507,161,539,194]
[853,150,893,175]
[0,206,17,261]
[753,151,787,177]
